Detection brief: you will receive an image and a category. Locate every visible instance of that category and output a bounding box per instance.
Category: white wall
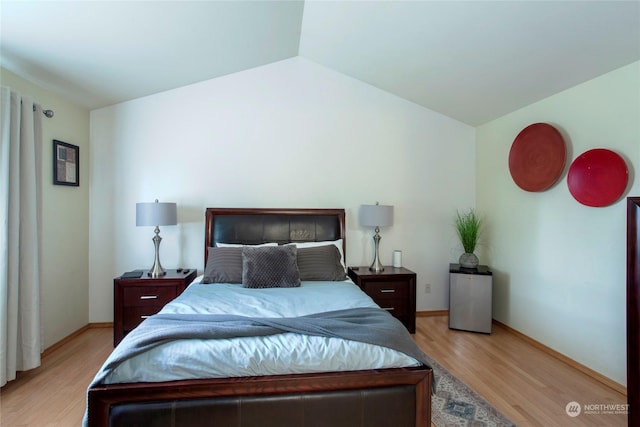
[89,57,476,323]
[476,61,639,386]
[1,68,90,348]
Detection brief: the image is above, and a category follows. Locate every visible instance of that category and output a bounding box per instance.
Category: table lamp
[136,199,177,277]
[359,202,394,272]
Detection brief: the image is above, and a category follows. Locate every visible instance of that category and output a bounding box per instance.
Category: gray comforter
[91,307,431,387]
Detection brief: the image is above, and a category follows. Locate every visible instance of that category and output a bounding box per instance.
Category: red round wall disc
[508,123,566,192]
[567,149,628,207]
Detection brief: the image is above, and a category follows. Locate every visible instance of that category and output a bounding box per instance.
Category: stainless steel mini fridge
[449,264,493,334]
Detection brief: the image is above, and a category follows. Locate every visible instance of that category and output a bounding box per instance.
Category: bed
[86,208,432,427]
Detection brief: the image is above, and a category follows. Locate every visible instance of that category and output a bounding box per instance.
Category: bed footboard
[87,367,432,427]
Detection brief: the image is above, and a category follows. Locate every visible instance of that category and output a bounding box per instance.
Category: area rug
[424,353,517,427]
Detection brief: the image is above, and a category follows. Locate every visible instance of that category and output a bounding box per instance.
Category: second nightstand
[347,266,417,333]
[113,269,197,346]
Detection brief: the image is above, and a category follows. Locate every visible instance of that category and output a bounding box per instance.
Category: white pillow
[216,242,278,248]
[290,239,345,269]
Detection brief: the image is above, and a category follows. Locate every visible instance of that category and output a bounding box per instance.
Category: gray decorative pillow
[201,247,242,284]
[242,245,301,288]
[297,245,347,281]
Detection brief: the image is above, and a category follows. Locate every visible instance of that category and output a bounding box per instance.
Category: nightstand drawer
[374,298,408,316]
[347,266,417,333]
[363,281,409,299]
[122,286,178,307]
[123,306,163,330]
[114,269,196,346]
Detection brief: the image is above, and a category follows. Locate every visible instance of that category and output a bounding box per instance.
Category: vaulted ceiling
[2,1,639,126]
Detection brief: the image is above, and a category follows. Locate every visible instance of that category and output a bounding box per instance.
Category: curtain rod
[32,105,54,118]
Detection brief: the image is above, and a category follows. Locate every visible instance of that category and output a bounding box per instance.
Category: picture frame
[53,139,79,186]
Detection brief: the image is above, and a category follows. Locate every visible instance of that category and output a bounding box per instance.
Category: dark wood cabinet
[627,197,640,425]
[113,269,196,346]
[347,266,416,333]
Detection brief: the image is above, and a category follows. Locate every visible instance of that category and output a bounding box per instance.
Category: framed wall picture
[53,139,79,186]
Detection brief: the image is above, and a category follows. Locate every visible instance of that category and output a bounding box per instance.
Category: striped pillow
[296,245,347,281]
[201,247,242,283]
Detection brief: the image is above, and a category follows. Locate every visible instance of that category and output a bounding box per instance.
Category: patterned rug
[424,353,517,426]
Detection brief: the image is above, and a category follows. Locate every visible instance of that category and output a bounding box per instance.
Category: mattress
[101,277,421,384]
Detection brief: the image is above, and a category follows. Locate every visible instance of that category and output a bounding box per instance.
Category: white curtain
[0,86,43,387]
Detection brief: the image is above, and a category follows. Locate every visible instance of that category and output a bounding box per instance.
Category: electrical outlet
[425,283,431,294]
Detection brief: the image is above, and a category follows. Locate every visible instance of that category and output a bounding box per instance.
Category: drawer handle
[382,307,395,311]
[140,295,158,300]
[380,289,396,293]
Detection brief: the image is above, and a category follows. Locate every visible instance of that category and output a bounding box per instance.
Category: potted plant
[455,208,482,268]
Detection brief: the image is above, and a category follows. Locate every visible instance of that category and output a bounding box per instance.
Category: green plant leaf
[455,208,482,253]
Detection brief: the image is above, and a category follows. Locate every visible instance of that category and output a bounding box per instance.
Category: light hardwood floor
[0,326,113,427]
[414,316,627,426]
[0,316,628,427]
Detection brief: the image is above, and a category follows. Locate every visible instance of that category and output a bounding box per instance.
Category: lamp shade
[359,204,393,227]
[136,201,177,227]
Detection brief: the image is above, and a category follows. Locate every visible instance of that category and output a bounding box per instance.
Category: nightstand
[347,266,416,333]
[113,269,197,346]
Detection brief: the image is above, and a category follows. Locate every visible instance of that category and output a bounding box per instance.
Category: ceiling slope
[299,1,640,125]
[1,1,304,109]
[1,1,639,126]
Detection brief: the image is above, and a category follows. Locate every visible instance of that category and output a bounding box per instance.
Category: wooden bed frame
[87,208,432,427]
[628,197,639,425]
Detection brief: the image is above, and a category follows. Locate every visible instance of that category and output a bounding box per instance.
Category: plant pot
[459,252,479,269]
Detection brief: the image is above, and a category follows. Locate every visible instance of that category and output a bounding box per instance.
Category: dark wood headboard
[204,208,346,265]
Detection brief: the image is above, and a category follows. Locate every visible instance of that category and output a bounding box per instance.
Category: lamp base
[369,227,384,273]
[147,264,167,278]
[148,227,167,278]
